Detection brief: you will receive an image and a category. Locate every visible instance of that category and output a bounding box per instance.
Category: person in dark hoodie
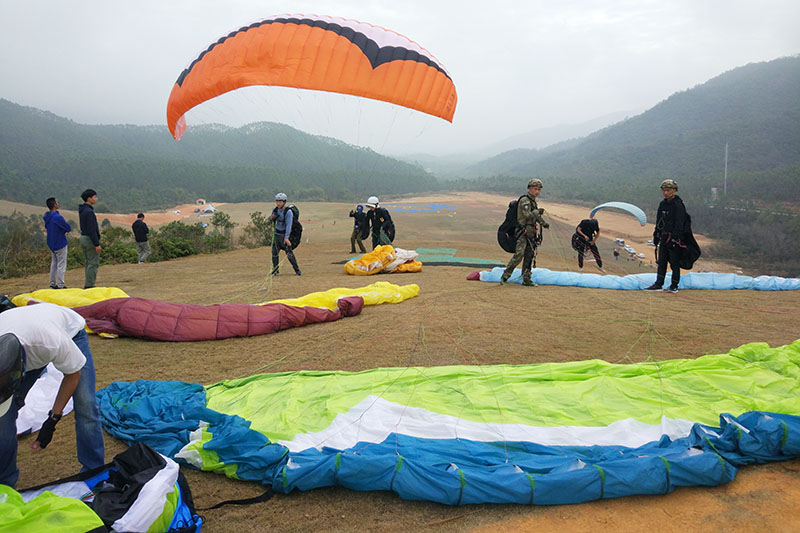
[44,197,72,289]
[645,179,688,293]
[79,189,101,289]
[348,205,368,254]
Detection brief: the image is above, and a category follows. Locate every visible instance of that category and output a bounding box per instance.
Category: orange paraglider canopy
[166,14,457,140]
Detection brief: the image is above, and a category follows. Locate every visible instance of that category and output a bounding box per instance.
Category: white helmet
[275,192,288,201]
[366,196,379,207]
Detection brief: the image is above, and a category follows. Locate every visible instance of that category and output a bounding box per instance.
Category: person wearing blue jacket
[78,189,102,289]
[44,197,72,289]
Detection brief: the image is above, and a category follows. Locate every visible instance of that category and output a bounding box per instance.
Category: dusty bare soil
[6,192,800,532]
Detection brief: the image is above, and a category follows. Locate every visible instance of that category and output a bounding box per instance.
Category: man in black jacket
[645,179,687,293]
[132,213,150,264]
[79,189,101,289]
[365,196,394,250]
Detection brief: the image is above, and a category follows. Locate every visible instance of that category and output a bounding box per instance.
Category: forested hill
[0,100,435,212]
[466,56,800,208]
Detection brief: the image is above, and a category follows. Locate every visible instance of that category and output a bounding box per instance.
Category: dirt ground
[6,192,800,532]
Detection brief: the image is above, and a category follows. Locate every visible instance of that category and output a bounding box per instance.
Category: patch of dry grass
[7,193,800,532]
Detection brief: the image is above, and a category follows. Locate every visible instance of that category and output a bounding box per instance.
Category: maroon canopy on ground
[74,296,363,341]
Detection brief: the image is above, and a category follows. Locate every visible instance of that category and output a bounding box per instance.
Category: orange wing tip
[173,116,187,141]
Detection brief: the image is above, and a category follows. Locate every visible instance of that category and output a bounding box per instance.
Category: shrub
[240,211,274,248]
[150,237,196,261]
[203,233,230,253]
[100,242,138,265]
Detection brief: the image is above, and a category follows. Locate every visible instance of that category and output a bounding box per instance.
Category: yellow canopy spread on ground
[11,287,130,308]
[263,281,420,310]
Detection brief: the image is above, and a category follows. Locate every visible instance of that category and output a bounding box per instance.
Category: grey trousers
[136,241,151,263]
[49,245,68,288]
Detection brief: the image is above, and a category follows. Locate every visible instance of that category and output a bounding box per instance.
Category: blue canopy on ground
[476,267,800,290]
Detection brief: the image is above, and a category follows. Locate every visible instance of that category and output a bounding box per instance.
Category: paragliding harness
[653,212,701,270]
[272,204,303,249]
[373,208,395,245]
[19,442,204,532]
[497,196,543,255]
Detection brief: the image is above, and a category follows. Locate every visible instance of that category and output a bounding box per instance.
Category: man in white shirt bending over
[0,303,105,488]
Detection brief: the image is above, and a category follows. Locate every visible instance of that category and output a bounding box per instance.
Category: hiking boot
[644,284,662,291]
[295,270,302,276]
[522,280,536,287]
[664,286,679,293]
[499,275,510,285]
[271,269,279,276]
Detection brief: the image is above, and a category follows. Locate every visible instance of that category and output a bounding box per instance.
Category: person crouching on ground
[269,192,301,276]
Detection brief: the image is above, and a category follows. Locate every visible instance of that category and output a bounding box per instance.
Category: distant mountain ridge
[398,110,634,178]
[0,100,434,212]
[465,56,800,195]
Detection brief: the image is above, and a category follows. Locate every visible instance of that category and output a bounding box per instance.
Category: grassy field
[7,192,800,532]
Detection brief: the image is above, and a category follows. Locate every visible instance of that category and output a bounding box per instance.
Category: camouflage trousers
[503,235,536,282]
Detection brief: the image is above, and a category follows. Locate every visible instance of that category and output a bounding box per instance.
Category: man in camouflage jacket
[501,179,549,286]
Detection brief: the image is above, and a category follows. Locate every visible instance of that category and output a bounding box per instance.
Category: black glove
[538,208,545,215]
[541,221,550,229]
[36,411,61,449]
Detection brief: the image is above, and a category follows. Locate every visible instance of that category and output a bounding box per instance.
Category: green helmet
[660,179,678,190]
[527,178,543,188]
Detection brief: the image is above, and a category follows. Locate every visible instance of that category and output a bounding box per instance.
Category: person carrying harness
[269,192,301,276]
[501,178,549,286]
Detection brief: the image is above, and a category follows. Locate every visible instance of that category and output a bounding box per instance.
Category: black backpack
[273,205,303,249]
[679,213,702,270]
[0,294,15,313]
[497,196,527,253]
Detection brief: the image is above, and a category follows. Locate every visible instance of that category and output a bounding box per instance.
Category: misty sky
[1,1,798,155]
